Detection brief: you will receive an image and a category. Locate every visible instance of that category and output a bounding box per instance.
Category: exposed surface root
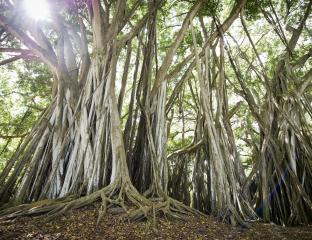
[0,181,202,224]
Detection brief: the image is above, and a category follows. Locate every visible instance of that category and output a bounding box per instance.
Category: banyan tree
[0,0,311,226]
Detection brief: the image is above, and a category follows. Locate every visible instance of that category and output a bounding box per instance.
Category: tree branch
[0,133,29,139]
[0,53,37,66]
[0,15,57,70]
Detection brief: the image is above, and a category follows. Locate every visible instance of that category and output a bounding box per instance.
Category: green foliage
[16,61,52,103]
[0,60,51,171]
[184,27,203,46]
[244,0,270,20]
[167,135,193,153]
[198,0,223,17]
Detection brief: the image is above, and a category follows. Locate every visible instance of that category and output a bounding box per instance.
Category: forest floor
[0,204,311,240]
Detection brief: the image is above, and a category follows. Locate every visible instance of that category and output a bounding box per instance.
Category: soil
[0,204,311,240]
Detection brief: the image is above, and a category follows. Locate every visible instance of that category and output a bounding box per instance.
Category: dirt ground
[0,205,311,240]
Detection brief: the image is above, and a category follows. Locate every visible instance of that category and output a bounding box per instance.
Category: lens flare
[24,0,50,21]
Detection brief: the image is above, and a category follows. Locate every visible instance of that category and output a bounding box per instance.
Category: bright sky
[23,0,50,21]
